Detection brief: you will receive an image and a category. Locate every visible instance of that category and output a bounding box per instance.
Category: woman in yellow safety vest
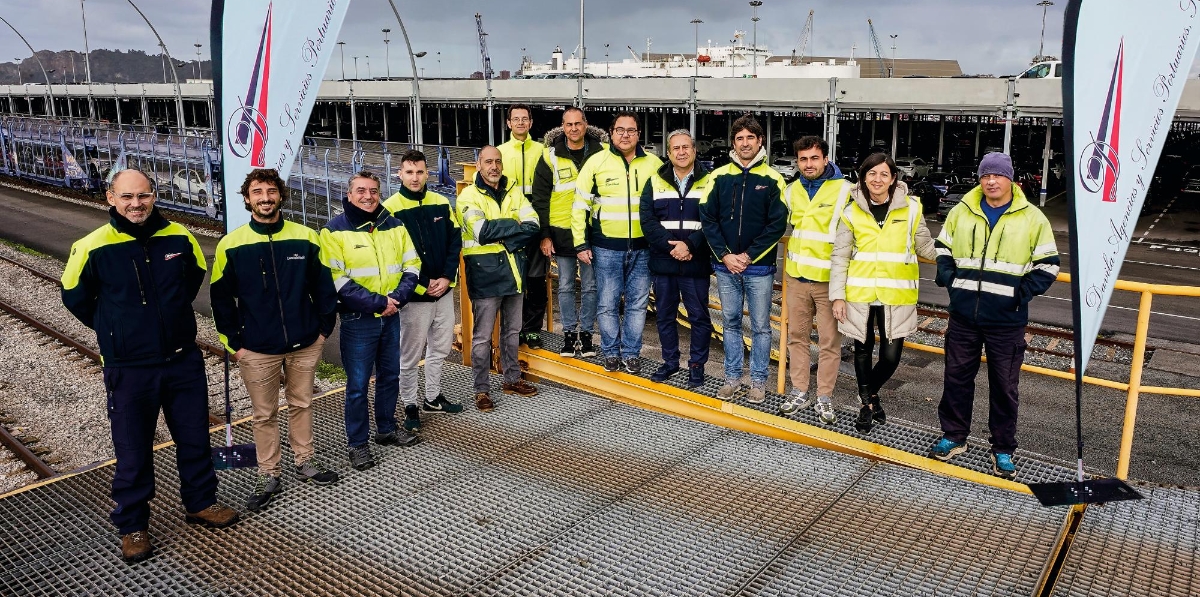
[829,152,938,433]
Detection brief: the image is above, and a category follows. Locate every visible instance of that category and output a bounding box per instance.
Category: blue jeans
[592,246,650,359]
[715,270,774,384]
[339,312,400,448]
[555,255,597,333]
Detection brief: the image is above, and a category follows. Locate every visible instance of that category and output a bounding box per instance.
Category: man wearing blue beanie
[928,152,1060,479]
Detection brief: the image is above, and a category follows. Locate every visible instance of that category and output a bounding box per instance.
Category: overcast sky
[0,0,1172,79]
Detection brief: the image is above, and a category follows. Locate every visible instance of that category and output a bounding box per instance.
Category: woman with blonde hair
[830,152,938,433]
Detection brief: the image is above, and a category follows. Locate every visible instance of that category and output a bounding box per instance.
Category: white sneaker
[814,395,837,424]
[778,389,811,415]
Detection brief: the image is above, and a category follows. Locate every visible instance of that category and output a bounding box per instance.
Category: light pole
[437,52,441,78]
[384,0,426,144]
[749,2,761,78]
[1037,1,1055,60]
[889,34,898,77]
[14,59,20,85]
[337,41,346,80]
[382,29,391,79]
[577,0,585,106]
[366,55,372,79]
[690,19,702,78]
[193,43,202,79]
[604,43,609,77]
[79,0,95,119]
[353,56,359,80]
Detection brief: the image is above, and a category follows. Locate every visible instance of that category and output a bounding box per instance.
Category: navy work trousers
[937,315,1027,454]
[653,274,713,368]
[103,349,218,534]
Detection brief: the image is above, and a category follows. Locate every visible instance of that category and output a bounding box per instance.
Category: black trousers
[853,305,905,396]
[521,243,549,335]
[103,349,218,534]
[937,315,1027,454]
[653,274,713,368]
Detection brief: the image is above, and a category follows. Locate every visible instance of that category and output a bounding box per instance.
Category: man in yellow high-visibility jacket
[498,104,549,350]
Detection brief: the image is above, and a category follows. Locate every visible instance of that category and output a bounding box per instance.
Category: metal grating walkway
[0,363,1194,596]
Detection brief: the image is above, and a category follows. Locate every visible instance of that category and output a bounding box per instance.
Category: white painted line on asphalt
[1136,197,1177,243]
[1124,259,1200,272]
[1035,293,1200,321]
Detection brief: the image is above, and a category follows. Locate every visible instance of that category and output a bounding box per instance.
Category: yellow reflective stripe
[1033,263,1060,276]
[937,232,953,246]
[986,260,1032,276]
[652,191,678,200]
[327,258,346,270]
[386,264,405,274]
[596,212,633,221]
[1034,242,1057,256]
[787,253,831,270]
[851,251,914,263]
[951,277,1016,297]
[554,182,576,193]
[660,221,703,230]
[462,239,480,248]
[955,257,983,269]
[595,196,633,207]
[798,229,835,243]
[847,277,918,290]
[935,248,953,257]
[333,276,352,291]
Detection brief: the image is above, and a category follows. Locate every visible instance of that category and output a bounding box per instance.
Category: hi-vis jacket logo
[164,252,183,261]
[227,3,274,168]
[1079,40,1124,203]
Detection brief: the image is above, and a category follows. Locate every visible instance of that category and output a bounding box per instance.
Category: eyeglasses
[509,117,531,124]
[116,193,155,201]
[613,127,639,136]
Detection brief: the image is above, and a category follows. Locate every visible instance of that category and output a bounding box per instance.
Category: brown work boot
[184,503,240,529]
[475,392,495,412]
[502,380,538,397]
[120,530,154,564]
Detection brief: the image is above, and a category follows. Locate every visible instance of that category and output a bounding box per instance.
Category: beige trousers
[785,276,842,396]
[237,337,324,476]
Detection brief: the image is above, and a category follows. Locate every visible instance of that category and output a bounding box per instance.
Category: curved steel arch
[0,15,56,117]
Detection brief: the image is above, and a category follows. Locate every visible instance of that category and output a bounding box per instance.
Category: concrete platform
[1,362,1189,597]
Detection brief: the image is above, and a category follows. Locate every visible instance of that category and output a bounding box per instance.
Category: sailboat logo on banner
[1079,40,1123,203]
[227,3,273,167]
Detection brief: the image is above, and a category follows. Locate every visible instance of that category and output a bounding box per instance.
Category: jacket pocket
[464,253,516,299]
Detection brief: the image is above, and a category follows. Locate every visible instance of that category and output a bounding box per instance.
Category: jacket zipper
[141,245,168,357]
[267,234,291,346]
[736,167,747,257]
[131,258,147,305]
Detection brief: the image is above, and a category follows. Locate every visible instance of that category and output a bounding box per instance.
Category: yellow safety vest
[457,179,539,297]
[542,145,586,230]
[784,178,853,282]
[498,134,545,197]
[842,197,922,305]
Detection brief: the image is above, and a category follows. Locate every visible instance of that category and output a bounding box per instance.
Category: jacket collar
[962,183,1030,217]
[729,147,767,172]
[398,184,427,202]
[507,132,535,150]
[109,206,169,242]
[609,142,646,161]
[341,198,388,230]
[248,217,286,236]
[474,173,511,202]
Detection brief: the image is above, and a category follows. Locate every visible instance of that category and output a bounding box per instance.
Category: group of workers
[59,103,1058,565]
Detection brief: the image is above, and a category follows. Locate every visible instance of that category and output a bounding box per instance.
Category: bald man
[457,146,541,411]
[62,169,239,564]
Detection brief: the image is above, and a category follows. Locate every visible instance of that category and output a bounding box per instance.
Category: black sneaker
[578,332,597,357]
[375,430,422,447]
[622,358,641,375]
[348,445,375,471]
[521,332,543,349]
[296,460,339,486]
[649,363,679,383]
[868,394,886,424]
[245,474,282,511]
[687,364,705,388]
[560,332,579,357]
[603,357,621,372]
[422,394,464,414]
[403,405,422,432]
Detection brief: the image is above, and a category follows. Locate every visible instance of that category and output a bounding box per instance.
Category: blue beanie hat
[978,152,1014,180]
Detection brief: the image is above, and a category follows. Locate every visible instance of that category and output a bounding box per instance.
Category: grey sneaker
[716,378,742,399]
[245,475,282,511]
[814,395,837,424]
[296,460,339,486]
[778,390,811,415]
[747,383,767,405]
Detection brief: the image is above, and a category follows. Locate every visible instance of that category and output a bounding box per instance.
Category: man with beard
[320,171,424,471]
[62,168,239,564]
[211,168,341,512]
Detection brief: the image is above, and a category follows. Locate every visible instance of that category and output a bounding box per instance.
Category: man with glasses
[572,111,664,373]
[498,104,550,350]
[320,171,423,472]
[62,168,239,564]
[530,106,606,357]
[929,152,1059,480]
[700,116,788,404]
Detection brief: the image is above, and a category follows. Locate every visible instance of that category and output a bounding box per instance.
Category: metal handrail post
[1115,290,1154,480]
[776,272,789,394]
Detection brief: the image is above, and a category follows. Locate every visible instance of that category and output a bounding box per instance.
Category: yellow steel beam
[521,347,1032,495]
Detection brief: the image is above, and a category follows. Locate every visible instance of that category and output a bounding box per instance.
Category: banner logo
[1079,40,1124,202]
[227,3,274,166]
